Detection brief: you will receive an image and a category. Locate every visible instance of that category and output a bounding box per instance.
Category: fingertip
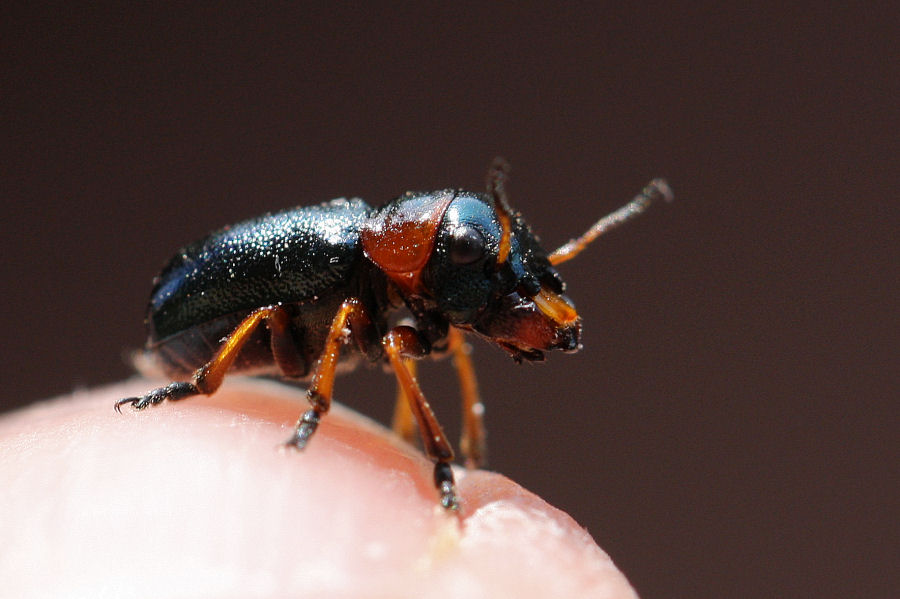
[0,379,637,598]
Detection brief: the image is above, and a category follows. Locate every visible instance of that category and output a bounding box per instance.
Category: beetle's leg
[268,306,306,378]
[448,327,486,469]
[383,326,459,510]
[391,359,419,445]
[115,305,291,412]
[285,298,374,450]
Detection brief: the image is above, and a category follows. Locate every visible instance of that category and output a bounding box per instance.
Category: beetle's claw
[115,383,191,413]
[114,396,140,413]
[114,395,152,412]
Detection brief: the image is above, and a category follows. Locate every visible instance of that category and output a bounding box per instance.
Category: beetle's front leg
[284,298,375,450]
[382,326,459,510]
[391,324,486,469]
[448,327,486,469]
[390,358,419,445]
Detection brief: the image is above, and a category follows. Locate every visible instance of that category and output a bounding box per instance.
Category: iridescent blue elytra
[145,197,388,378]
[150,198,371,338]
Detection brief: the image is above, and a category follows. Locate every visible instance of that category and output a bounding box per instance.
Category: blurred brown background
[2,4,896,597]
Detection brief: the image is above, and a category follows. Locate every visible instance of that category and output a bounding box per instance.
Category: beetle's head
[362,161,671,362]
[431,190,583,361]
[362,186,581,362]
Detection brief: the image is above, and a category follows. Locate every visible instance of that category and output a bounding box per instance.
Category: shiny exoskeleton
[117,159,672,509]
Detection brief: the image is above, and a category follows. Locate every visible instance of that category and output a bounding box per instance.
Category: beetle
[116,159,672,509]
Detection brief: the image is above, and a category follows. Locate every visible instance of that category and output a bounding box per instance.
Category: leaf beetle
[117,158,672,510]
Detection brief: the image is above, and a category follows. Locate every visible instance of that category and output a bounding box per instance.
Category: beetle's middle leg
[115,305,298,412]
[284,298,374,450]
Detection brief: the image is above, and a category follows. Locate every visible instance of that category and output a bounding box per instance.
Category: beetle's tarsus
[114,382,199,413]
[440,482,460,511]
[434,462,460,511]
[285,409,321,450]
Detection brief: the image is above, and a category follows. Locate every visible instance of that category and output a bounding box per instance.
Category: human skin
[0,378,637,598]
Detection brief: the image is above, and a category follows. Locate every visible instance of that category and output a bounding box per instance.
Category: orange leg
[383,326,458,510]
[448,328,486,468]
[391,358,418,445]
[115,305,298,412]
[284,298,373,450]
[392,329,485,468]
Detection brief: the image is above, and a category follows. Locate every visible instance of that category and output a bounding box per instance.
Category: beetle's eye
[448,225,486,265]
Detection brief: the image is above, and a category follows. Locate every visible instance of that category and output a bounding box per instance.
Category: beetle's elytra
[117,159,672,510]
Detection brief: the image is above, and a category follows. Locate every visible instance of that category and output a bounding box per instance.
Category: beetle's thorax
[360,190,455,296]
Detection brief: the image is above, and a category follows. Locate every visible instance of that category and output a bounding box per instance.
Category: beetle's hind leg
[284,298,375,450]
[116,305,300,413]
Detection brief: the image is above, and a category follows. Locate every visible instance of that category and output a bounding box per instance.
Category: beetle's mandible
[117,159,673,510]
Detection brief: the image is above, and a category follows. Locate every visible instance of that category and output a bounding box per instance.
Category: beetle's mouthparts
[530,285,582,353]
[475,285,582,357]
[532,285,579,326]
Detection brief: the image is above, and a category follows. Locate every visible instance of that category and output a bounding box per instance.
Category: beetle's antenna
[549,179,674,266]
[487,157,514,267]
